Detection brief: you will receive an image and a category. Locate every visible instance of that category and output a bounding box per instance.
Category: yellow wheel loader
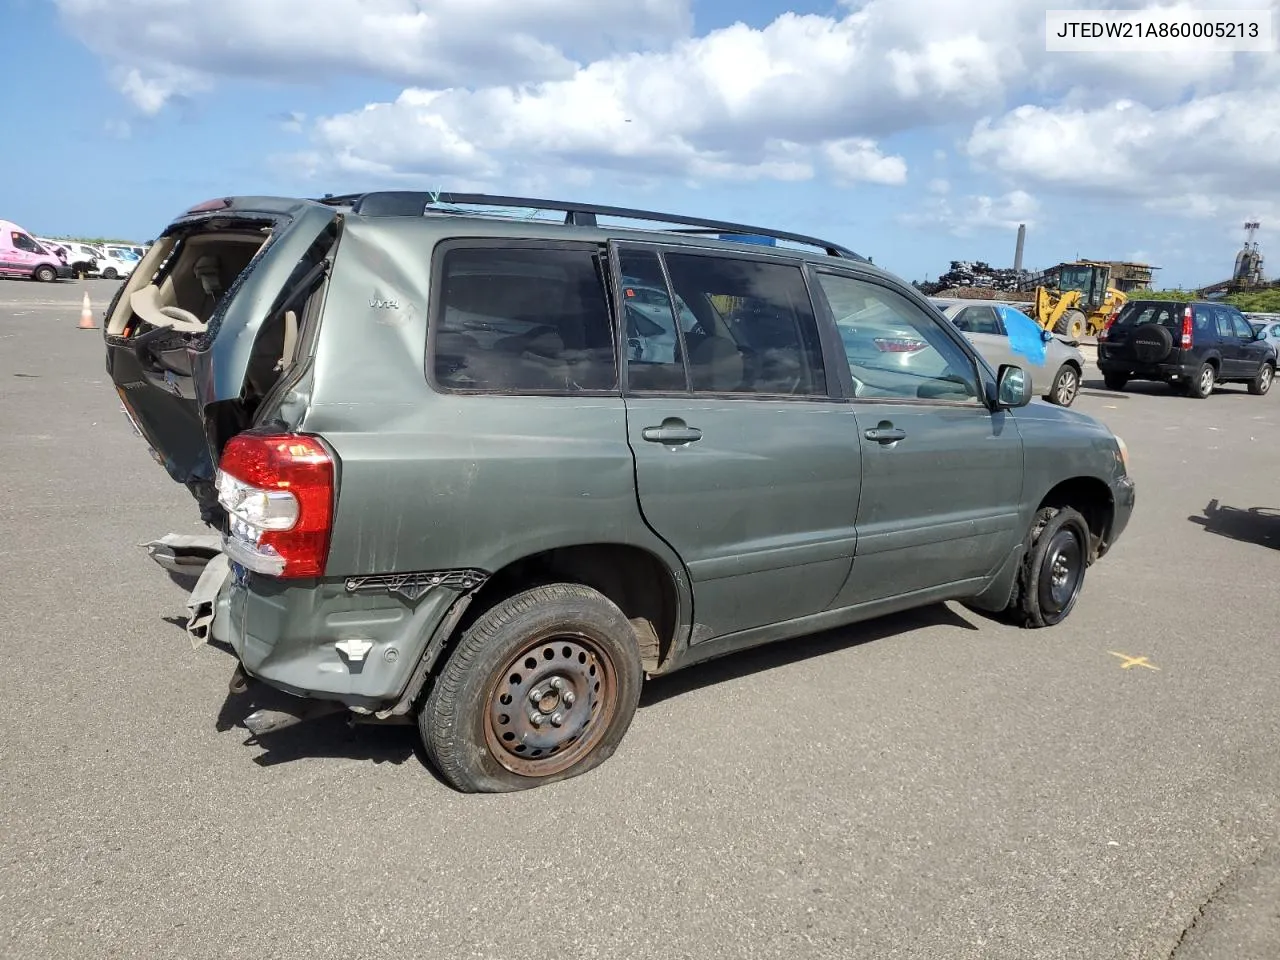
[1031,262,1127,340]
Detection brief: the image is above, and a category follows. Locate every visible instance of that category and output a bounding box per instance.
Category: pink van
[0,220,73,282]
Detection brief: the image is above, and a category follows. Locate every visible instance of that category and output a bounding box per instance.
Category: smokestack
[1013,223,1026,272]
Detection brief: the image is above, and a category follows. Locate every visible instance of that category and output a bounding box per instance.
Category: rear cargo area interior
[107,231,269,337]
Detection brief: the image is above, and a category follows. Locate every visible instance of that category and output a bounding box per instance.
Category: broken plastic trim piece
[186,554,231,648]
[243,700,344,737]
[345,568,489,602]
[142,532,223,572]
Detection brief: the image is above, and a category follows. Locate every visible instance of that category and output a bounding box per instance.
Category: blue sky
[3,0,1277,288]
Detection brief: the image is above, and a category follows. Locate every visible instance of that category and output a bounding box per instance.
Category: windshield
[1057,266,1094,293]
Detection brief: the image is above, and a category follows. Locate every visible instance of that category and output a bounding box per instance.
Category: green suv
[105,192,1136,792]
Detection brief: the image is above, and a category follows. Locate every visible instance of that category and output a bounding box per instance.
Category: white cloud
[899,189,1039,235]
[54,0,693,113]
[56,0,1280,217]
[824,139,908,185]
[927,178,949,194]
[965,90,1280,217]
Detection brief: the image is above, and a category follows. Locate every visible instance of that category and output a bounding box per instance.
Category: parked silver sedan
[931,298,1088,406]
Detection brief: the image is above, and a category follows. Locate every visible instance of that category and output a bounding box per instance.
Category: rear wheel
[1186,361,1216,399]
[1055,309,1088,340]
[1102,371,1128,391]
[33,265,57,283]
[1006,506,1091,628]
[1048,364,1080,406]
[419,583,643,793]
[1248,361,1274,396]
[102,267,118,280]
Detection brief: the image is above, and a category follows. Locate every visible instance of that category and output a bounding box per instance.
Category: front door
[614,243,861,642]
[1210,305,1250,377]
[1226,307,1270,376]
[813,270,1025,606]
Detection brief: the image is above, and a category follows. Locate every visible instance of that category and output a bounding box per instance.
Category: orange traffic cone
[78,291,96,330]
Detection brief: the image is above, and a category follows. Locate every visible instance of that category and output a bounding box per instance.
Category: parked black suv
[1098,299,1277,398]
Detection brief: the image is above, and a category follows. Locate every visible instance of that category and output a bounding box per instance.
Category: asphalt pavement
[1,279,1278,960]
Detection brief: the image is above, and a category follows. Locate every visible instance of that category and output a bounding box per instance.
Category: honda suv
[1098,299,1276,398]
[104,192,1136,792]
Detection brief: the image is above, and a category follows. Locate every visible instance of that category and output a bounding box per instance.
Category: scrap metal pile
[916,261,1031,297]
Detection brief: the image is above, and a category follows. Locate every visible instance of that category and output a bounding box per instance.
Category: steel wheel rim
[1056,369,1078,405]
[483,633,618,778]
[1200,367,1214,393]
[1038,527,1084,616]
[1262,366,1273,392]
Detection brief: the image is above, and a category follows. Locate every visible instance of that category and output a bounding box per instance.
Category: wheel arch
[1035,476,1115,561]
[446,542,686,676]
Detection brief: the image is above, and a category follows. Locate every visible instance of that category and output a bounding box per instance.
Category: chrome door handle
[642,420,703,444]
[864,426,906,444]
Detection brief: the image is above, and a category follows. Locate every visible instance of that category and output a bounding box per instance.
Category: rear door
[104,199,338,493]
[811,269,1025,605]
[615,242,861,642]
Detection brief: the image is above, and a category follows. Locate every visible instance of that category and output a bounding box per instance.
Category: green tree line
[1130,287,1280,313]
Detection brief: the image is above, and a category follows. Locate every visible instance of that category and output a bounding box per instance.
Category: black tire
[1102,371,1128,391]
[1054,309,1087,339]
[1047,364,1080,406]
[419,583,643,793]
[1186,361,1216,399]
[1248,361,1274,396]
[102,267,118,280]
[33,265,57,283]
[1006,506,1091,628]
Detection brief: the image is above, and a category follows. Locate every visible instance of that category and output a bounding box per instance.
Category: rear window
[431,245,618,394]
[1113,302,1184,329]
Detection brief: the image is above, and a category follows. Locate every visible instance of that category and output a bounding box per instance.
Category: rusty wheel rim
[483,634,618,777]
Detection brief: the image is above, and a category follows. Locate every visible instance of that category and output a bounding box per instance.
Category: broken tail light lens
[216,432,334,579]
[1181,306,1194,349]
[874,337,927,353]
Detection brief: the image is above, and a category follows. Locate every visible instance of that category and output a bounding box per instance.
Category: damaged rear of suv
[108,191,1134,793]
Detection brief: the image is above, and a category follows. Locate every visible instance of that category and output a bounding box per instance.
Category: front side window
[431,245,618,394]
[1229,312,1255,340]
[659,252,828,396]
[817,272,981,403]
[11,232,40,254]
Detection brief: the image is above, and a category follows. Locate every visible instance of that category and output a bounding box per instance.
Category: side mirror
[996,364,1033,408]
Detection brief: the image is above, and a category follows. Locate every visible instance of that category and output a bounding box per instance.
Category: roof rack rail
[314,190,864,260]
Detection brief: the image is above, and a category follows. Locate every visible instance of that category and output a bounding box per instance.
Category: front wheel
[1055,309,1088,340]
[33,265,57,283]
[419,583,644,793]
[1006,506,1091,628]
[1048,364,1080,406]
[1248,361,1274,396]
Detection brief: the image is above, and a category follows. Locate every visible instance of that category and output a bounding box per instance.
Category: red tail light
[1181,306,1193,348]
[1098,311,1118,340]
[874,337,927,353]
[216,432,335,579]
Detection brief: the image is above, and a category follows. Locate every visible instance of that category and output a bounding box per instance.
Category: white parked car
[931,298,1088,407]
[95,247,137,280]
